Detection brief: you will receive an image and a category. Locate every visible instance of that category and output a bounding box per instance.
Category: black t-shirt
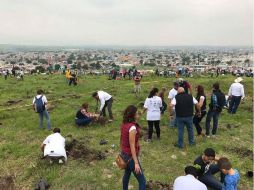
[194,155,211,178]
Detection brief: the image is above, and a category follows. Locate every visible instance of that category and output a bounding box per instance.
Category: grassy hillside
[0,74,253,190]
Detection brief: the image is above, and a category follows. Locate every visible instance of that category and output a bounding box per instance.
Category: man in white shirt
[32,89,51,130]
[92,91,113,121]
[168,82,179,128]
[41,128,67,163]
[228,77,245,114]
[170,87,200,148]
[173,166,207,190]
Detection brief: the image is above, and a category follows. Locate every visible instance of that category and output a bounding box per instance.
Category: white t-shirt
[98,91,112,111]
[129,126,136,132]
[168,88,178,109]
[173,174,207,190]
[171,97,198,106]
[43,133,67,161]
[32,95,47,104]
[144,96,162,121]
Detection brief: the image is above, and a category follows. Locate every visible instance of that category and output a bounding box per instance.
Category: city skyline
[0,0,253,46]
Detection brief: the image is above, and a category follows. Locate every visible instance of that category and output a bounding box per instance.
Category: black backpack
[210,91,226,112]
[34,96,45,113]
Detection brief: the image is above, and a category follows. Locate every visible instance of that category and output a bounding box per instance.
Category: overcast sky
[0,0,253,46]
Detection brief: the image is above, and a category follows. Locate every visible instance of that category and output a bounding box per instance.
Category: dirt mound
[95,117,108,126]
[146,180,172,190]
[4,100,22,106]
[0,176,15,190]
[223,146,253,160]
[65,136,106,162]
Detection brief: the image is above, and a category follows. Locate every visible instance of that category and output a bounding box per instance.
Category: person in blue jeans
[75,103,99,126]
[218,157,240,190]
[170,87,200,148]
[205,83,225,137]
[194,148,225,190]
[33,89,51,130]
[121,105,146,190]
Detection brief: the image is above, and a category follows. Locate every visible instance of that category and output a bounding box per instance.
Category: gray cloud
[0,0,252,46]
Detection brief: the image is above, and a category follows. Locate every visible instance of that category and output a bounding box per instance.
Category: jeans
[176,116,195,148]
[38,110,51,130]
[147,120,160,139]
[228,96,241,114]
[205,110,220,135]
[198,164,224,190]
[75,118,92,126]
[101,98,113,119]
[193,111,206,135]
[169,109,177,128]
[122,159,146,190]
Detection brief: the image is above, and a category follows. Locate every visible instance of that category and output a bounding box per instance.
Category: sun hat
[234,77,243,83]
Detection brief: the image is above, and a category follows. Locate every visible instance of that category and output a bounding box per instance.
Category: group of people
[1,68,24,80]
[167,77,245,148]
[32,74,245,190]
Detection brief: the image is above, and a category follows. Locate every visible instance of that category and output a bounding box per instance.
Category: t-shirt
[32,95,48,105]
[222,170,240,190]
[194,155,211,178]
[43,133,67,161]
[171,97,198,105]
[144,96,162,121]
[98,91,112,111]
[129,126,136,132]
[168,88,178,109]
[173,174,207,190]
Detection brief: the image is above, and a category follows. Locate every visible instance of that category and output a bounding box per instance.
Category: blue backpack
[35,95,45,113]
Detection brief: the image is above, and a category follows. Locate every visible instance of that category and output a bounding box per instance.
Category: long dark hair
[148,88,159,98]
[123,105,137,123]
[196,85,205,97]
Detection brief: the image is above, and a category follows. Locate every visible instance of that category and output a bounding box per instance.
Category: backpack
[34,96,45,113]
[210,91,226,112]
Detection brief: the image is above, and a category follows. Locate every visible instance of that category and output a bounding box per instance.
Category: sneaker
[59,159,64,164]
[205,135,210,138]
[108,119,113,122]
[173,143,183,149]
[145,139,151,143]
[211,134,216,138]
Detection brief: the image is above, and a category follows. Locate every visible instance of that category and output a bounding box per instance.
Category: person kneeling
[75,103,99,126]
[41,128,67,164]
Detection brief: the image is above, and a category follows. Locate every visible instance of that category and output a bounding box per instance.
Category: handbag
[115,152,131,170]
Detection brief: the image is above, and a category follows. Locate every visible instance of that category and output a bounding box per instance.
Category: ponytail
[148,88,159,98]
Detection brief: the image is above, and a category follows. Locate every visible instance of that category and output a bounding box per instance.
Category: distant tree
[90,62,101,69]
[35,66,45,73]
[13,66,20,70]
[77,63,81,70]
[82,64,89,70]
[25,58,32,64]
[71,64,77,69]
[54,64,61,70]
[244,59,250,63]
[10,61,16,65]
[38,59,48,64]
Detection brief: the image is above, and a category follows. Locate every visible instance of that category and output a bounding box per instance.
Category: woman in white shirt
[143,88,162,142]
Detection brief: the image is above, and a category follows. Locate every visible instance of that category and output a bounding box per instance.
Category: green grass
[0,74,253,189]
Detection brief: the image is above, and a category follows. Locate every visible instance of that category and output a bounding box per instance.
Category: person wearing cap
[178,78,192,94]
[228,77,245,114]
